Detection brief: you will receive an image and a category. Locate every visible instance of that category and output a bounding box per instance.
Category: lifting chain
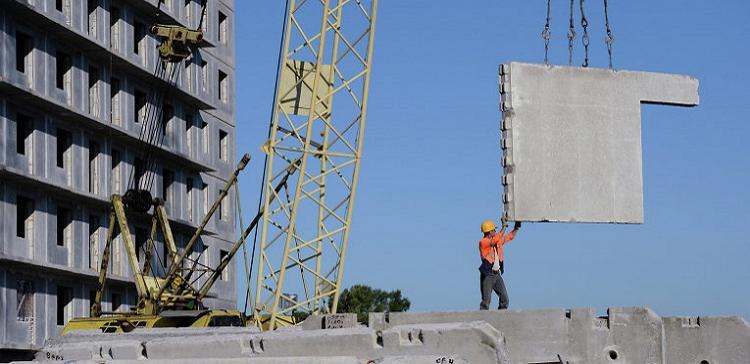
[567,0,577,65]
[604,0,615,69]
[579,0,590,67]
[542,0,552,65]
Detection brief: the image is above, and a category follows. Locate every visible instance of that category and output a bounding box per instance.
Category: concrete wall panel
[500,62,699,223]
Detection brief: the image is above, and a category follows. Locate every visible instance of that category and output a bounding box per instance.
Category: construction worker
[478,219,521,310]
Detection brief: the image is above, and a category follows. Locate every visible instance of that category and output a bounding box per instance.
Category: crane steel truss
[254,0,378,329]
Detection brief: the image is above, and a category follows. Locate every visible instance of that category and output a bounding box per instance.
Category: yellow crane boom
[253,0,379,330]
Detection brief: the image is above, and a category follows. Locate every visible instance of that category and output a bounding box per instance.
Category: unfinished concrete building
[0,0,236,358]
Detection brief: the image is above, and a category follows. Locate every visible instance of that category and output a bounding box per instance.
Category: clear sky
[233,1,750,319]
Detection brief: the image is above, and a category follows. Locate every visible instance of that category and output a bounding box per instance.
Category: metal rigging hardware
[254,0,379,330]
[604,0,615,69]
[568,0,577,65]
[542,0,552,65]
[579,0,590,67]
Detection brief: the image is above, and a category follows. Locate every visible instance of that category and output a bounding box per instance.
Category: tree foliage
[333,284,411,323]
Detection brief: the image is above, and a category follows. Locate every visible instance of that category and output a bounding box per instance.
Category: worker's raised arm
[503,222,522,243]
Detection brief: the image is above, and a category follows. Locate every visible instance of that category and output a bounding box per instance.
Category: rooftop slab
[499,62,699,223]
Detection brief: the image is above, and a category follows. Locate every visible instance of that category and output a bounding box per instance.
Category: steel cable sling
[540,0,616,68]
[541,0,551,65]
[568,0,577,65]
[603,0,615,69]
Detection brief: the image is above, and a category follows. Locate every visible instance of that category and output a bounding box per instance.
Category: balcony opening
[200,60,208,91]
[55,51,72,91]
[161,103,174,144]
[110,77,121,124]
[87,0,99,37]
[88,141,100,194]
[135,227,147,263]
[218,70,228,103]
[134,21,147,56]
[16,196,34,239]
[202,183,209,216]
[56,128,72,169]
[219,250,228,280]
[134,157,146,189]
[16,113,33,156]
[219,129,228,162]
[186,177,194,221]
[185,113,194,154]
[111,293,121,312]
[201,119,209,154]
[162,169,174,203]
[111,149,121,194]
[110,6,120,50]
[56,285,72,325]
[56,206,72,247]
[218,11,227,44]
[17,280,34,321]
[184,59,192,91]
[15,32,33,74]
[88,65,100,117]
[89,214,100,270]
[134,89,147,124]
[88,290,96,315]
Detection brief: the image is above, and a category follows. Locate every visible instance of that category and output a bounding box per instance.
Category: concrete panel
[664,316,750,364]
[14,307,750,363]
[500,62,699,223]
[370,307,750,364]
[34,322,510,364]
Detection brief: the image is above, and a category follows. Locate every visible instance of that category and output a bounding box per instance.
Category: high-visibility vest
[478,230,516,264]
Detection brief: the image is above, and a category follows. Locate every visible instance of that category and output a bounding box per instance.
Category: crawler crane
[62,0,378,333]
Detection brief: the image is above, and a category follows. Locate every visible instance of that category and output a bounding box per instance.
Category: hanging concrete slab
[499,62,699,224]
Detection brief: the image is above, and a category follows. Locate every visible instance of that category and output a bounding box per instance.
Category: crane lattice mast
[254,0,378,329]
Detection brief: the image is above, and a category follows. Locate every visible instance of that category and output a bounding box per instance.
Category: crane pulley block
[151,24,203,62]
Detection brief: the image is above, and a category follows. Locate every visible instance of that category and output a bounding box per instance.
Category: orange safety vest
[478,230,516,264]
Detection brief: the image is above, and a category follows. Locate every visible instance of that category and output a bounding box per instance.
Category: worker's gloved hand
[514,221,522,229]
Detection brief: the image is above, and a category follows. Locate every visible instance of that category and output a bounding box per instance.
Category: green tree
[333,284,411,323]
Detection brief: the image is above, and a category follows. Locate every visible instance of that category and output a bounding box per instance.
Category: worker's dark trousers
[479,271,509,310]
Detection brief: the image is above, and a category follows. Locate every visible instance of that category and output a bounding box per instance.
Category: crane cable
[543,0,615,68]
[541,0,551,65]
[579,0,590,67]
[567,0,577,65]
[604,0,615,69]
[235,180,252,314]
[243,0,292,315]
[126,0,208,193]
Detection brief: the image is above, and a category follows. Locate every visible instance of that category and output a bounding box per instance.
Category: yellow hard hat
[481,220,496,233]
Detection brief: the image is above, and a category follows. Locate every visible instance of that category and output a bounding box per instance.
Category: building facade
[0,0,236,357]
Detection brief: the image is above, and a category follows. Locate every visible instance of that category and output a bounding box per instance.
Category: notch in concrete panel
[499,62,699,224]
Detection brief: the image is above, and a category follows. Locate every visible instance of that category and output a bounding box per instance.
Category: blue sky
[233,1,750,319]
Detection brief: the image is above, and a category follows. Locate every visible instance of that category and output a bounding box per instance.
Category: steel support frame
[255,0,378,329]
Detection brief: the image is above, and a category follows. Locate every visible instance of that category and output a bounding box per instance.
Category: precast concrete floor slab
[499,62,699,223]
